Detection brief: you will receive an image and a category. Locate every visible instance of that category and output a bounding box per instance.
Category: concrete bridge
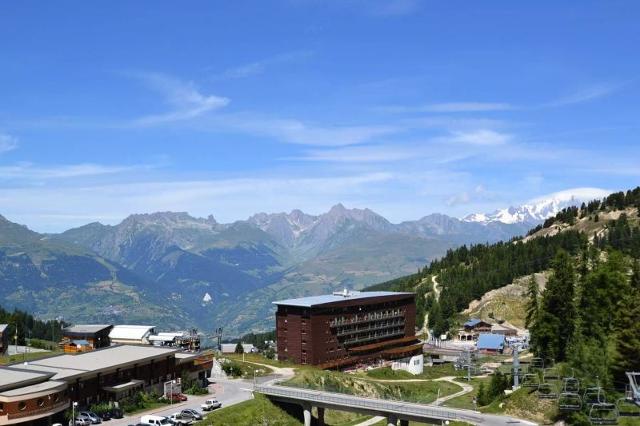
[255,384,537,426]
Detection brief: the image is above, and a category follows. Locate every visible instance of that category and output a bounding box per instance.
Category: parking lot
[106,377,262,426]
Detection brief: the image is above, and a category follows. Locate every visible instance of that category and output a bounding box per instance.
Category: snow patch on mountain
[463,187,610,225]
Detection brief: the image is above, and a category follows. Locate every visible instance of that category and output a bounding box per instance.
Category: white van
[141,415,172,426]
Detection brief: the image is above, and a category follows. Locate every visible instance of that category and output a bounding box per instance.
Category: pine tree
[477,382,489,406]
[524,275,538,329]
[631,259,640,290]
[614,287,640,378]
[235,342,245,354]
[531,250,576,362]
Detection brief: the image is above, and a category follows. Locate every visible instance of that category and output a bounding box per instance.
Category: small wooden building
[60,324,113,352]
[457,318,492,341]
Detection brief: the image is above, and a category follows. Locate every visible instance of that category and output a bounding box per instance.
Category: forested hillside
[0,305,66,345]
[367,186,640,338]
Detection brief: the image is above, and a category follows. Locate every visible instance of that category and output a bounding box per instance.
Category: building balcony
[341,329,405,346]
[330,311,404,327]
[335,320,405,337]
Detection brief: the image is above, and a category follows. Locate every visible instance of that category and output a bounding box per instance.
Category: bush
[89,402,112,415]
[222,361,243,378]
[180,372,208,395]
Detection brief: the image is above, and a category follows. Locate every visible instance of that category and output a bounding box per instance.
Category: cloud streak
[131,72,230,126]
[544,82,623,108]
[0,162,155,181]
[380,102,513,114]
[215,50,314,79]
[0,133,18,153]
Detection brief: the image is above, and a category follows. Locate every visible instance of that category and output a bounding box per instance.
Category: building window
[53,393,60,403]
[18,402,27,411]
[37,398,45,407]
[0,402,3,412]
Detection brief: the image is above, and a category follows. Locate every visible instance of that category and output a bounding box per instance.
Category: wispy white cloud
[446,184,495,207]
[215,50,313,80]
[204,113,399,147]
[380,102,513,114]
[444,129,512,146]
[0,162,154,180]
[528,187,611,204]
[0,133,18,153]
[291,144,417,162]
[544,82,622,107]
[130,72,229,126]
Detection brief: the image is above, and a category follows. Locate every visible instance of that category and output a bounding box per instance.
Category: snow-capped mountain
[463,187,610,225]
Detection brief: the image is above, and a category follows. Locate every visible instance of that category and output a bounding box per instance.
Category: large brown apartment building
[274,290,421,369]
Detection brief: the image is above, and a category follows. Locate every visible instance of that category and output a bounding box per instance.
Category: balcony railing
[336,320,405,337]
[330,311,403,327]
[341,329,405,346]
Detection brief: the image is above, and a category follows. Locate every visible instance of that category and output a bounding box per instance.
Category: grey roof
[64,324,112,334]
[0,380,66,397]
[0,323,8,333]
[0,367,52,392]
[273,291,414,308]
[5,345,178,382]
[9,364,86,381]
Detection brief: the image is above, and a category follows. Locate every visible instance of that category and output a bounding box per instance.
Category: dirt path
[236,359,295,379]
[432,376,473,406]
[420,275,441,341]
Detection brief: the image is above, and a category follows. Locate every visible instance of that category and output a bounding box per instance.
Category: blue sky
[0,1,639,232]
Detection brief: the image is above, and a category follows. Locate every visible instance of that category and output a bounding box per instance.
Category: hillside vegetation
[368,186,640,339]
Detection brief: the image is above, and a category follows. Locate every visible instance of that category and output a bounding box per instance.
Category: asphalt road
[106,376,270,426]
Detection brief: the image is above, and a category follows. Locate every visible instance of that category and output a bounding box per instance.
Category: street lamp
[71,401,78,426]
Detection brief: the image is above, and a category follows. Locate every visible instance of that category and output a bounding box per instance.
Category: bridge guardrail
[255,384,482,422]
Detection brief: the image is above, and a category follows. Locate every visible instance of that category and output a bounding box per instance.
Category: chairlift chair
[588,402,619,425]
[563,377,581,393]
[558,392,582,412]
[543,367,560,381]
[584,386,605,408]
[537,382,558,399]
[529,357,544,371]
[522,373,540,388]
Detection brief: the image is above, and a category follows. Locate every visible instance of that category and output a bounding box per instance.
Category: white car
[200,399,222,411]
[140,415,172,426]
[167,413,193,425]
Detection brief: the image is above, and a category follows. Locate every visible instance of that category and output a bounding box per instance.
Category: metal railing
[341,329,405,346]
[336,320,405,337]
[255,384,482,423]
[330,311,404,327]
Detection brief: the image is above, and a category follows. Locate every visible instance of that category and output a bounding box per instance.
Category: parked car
[200,399,221,411]
[74,417,91,426]
[140,415,172,426]
[99,412,111,421]
[179,409,202,421]
[170,393,188,402]
[167,413,193,425]
[79,412,102,425]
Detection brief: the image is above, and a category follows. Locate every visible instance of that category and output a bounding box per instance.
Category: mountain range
[0,192,591,336]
